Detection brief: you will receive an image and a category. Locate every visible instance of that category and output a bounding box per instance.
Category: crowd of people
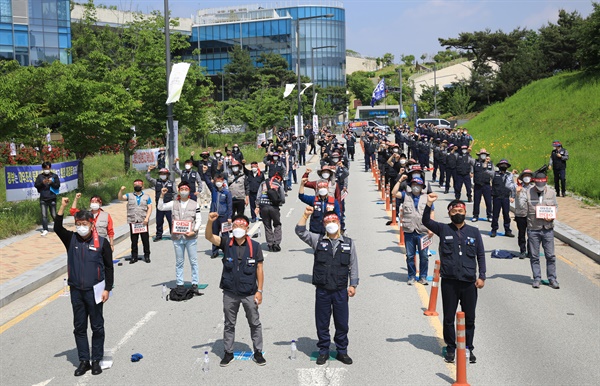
[50,121,566,375]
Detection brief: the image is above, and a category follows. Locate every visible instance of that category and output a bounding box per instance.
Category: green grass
[0,136,267,239]
[464,71,600,201]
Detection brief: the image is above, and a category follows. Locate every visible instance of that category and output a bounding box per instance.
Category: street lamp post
[295,13,333,136]
[311,45,336,115]
[164,0,175,179]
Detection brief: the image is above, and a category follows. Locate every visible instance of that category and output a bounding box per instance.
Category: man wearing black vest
[172,158,203,201]
[296,208,359,366]
[146,166,174,241]
[471,149,494,222]
[549,140,569,197]
[422,194,486,365]
[205,213,265,367]
[55,198,113,377]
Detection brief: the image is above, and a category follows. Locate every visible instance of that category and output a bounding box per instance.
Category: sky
[95,0,596,61]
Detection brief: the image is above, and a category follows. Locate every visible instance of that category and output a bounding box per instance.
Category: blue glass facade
[0,0,71,66]
[190,4,345,87]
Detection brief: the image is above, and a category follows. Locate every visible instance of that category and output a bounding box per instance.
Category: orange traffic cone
[424,260,440,316]
[453,311,470,386]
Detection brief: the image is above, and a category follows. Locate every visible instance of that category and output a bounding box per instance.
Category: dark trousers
[492,197,512,232]
[473,184,492,219]
[260,205,282,245]
[515,216,528,254]
[445,169,456,192]
[441,278,477,352]
[365,153,375,171]
[232,198,245,218]
[130,227,150,258]
[298,151,306,165]
[438,164,446,187]
[309,141,316,154]
[347,147,355,161]
[211,215,226,253]
[315,287,349,355]
[40,199,57,231]
[432,160,439,181]
[292,169,297,184]
[454,173,472,200]
[71,288,105,361]
[553,169,566,196]
[155,209,172,237]
[249,192,258,220]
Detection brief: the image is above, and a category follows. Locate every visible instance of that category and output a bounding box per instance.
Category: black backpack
[167,286,195,301]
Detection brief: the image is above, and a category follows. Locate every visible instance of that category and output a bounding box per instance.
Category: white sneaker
[41,230,48,236]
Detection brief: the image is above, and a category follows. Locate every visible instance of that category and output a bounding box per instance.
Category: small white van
[416,118,452,128]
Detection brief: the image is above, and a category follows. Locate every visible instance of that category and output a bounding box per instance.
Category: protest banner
[132,148,160,171]
[420,234,433,250]
[172,220,192,234]
[535,205,556,220]
[131,223,148,234]
[4,160,79,202]
[221,222,233,233]
[257,132,266,148]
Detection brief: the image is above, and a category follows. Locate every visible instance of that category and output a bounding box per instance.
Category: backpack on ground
[167,286,195,301]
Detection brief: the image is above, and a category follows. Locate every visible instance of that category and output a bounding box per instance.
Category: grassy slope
[464,71,600,200]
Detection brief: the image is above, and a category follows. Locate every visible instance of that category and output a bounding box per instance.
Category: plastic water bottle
[63,278,68,294]
[202,351,210,372]
[162,284,167,299]
[290,340,297,360]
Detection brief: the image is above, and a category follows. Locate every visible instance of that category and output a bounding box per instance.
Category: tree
[577,2,600,70]
[447,85,475,116]
[347,72,375,106]
[401,54,415,66]
[538,9,583,72]
[382,53,394,67]
[256,52,296,88]
[224,46,258,100]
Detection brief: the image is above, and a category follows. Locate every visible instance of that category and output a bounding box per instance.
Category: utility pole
[433,63,438,117]
[164,0,175,180]
[398,67,403,124]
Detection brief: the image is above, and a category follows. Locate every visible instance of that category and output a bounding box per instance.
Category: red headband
[233,218,249,227]
[447,203,466,211]
[323,214,339,223]
[533,178,547,183]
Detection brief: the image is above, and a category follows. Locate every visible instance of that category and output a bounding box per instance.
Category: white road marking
[286,208,295,217]
[297,368,347,386]
[32,378,53,386]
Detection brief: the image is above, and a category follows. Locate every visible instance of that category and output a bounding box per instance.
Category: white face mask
[462,149,467,154]
[273,156,279,161]
[251,167,258,173]
[523,176,531,184]
[43,169,51,175]
[215,181,224,188]
[411,185,422,195]
[215,153,222,158]
[232,167,239,173]
[321,172,330,179]
[233,147,239,151]
[160,175,167,181]
[325,222,339,235]
[318,188,329,196]
[185,164,192,170]
[479,154,486,160]
[332,158,339,163]
[76,225,90,237]
[232,228,246,239]
[90,203,100,211]
[400,159,406,165]
[393,148,399,153]
[179,190,190,198]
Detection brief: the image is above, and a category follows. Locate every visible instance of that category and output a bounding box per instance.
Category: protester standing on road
[514,169,534,258]
[172,158,203,201]
[298,178,341,235]
[205,213,266,367]
[70,193,114,251]
[54,197,113,377]
[118,181,152,263]
[228,160,249,218]
[517,170,560,289]
[296,207,358,366]
[158,182,202,293]
[146,166,174,241]
[392,176,434,285]
[34,161,60,236]
[454,145,474,202]
[471,149,494,222]
[422,193,486,364]
[256,173,286,252]
[490,159,516,238]
[244,162,265,223]
[202,170,232,258]
[549,140,569,197]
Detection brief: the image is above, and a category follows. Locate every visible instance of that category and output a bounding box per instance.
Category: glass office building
[0,0,71,66]
[190,2,345,87]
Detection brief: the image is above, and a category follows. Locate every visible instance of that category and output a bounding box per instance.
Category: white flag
[283,84,296,98]
[300,83,313,95]
[312,92,318,110]
[166,63,191,104]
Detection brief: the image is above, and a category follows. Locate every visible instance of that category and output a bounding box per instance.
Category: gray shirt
[295,225,359,287]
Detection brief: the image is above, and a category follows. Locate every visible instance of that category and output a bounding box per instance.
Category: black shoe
[220,352,234,367]
[444,190,449,194]
[336,353,353,365]
[444,349,455,363]
[316,353,329,366]
[153,236,162,242]
[490,231,497,238]
[385,220,392,226]
[252,351,266,366]
[469,350,476,364]
[129,257,138,264]
[505,231,515,238]
[191,284,199,294]
[91,360,102,375]
[144,256,151,263]
[211,252,220,259]
[468,197,472,203]
[74,360,91,376]
[272,244,281,252]
[267,244,273,252]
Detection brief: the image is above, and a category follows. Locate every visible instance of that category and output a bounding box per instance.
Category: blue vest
[67,234,106,290]
[438,225,479,282]
[310,196,336,235]
[220,236,259,296]
[313,236,352,290]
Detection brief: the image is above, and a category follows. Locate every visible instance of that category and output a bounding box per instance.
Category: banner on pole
[283,84,295,98]
[257,132,266,147]
[4,160,79,202]
[312,115,319,132]
[132,148,160,171]
[166,63,191,104]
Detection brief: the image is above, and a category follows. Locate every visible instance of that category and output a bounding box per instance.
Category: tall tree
[347,71,375,106]
[577,2,600,70]
[224,46,258,100]
[538,9,584,72]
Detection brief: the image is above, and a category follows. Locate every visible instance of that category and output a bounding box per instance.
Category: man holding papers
[54,197,114,377]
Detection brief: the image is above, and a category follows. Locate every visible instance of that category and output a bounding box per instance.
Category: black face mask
[134,186,143,192]
[450,213,465,224]
[499,166,508,172]
[201,154,209,159]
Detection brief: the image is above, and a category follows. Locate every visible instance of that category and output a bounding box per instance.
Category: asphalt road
[1,150,599,386]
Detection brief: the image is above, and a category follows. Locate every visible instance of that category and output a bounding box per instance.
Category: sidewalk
[1,162,599,308]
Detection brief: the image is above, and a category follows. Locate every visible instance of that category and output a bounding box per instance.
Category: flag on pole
[166,63,191,104]
[371,78,386,107]
[300,83,313,95]
[283,84,296,98]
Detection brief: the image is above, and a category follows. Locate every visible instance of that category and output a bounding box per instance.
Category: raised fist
[306,168,313,174]
[120,186,126,191]
[202,165,208,172]
[61,197,69,206]
[161,187,168,195]
[303,206,314,216]
[190,151,195,156]
[208,212,219,222]
[148,165,156,170]
[427,193,438,203]
[75,193,82,199]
